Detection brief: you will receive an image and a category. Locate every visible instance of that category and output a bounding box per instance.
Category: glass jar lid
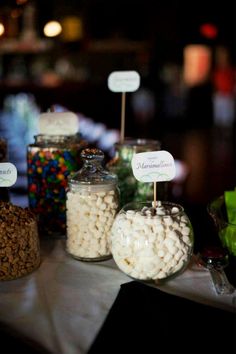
[115,138,161,150]
[69,148,118,186]
[33,133,82,146]
[114,138,161,162]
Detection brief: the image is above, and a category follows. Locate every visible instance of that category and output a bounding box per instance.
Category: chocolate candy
[27,135,87,237]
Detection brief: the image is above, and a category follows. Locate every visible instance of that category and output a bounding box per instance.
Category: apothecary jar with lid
[27,133,87,238]
[110,200,194,283]
[66,148,120,261]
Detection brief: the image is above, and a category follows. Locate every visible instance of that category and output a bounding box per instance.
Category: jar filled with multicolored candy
[27,111,88,238]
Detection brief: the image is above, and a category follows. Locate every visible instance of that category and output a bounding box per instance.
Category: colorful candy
[27,135,87,237]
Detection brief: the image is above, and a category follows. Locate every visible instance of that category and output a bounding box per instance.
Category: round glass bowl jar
[111,201,194,283]
[66,148,119,261]
[107,139,166,207]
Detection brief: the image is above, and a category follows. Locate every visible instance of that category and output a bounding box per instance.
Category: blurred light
[200,23,218,39]
[11,8,23,18]
[183,44,212,86]
[0,23,5,36]
[16,0,28,4]
[61,16,83,41]
[44,21,62,37]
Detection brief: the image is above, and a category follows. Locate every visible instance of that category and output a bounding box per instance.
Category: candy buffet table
[0,239,235,354]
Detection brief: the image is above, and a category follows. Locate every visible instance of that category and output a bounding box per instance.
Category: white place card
[0,162,17,187]
[131,151,176,183]
[108,71,140,92]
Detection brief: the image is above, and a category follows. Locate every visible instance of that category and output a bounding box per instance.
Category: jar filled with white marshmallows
[111,201,194,283]
[66,148,119,261]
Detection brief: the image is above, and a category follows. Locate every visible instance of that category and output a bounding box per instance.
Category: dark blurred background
[0,3,235,352]
[0,0,236,210]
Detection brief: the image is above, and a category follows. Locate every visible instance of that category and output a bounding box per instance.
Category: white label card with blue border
[131,151,176,183]
[108,71,140,92]
[0,163,17,187]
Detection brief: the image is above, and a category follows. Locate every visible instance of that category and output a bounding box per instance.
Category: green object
[219,226,236,256]
[107,139,167,208]
[224,190,236,224]
[208,194,236,256]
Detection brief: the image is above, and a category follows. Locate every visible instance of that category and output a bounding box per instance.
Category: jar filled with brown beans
[0,202,40,280]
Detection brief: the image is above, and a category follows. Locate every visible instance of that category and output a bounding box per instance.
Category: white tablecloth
[0,239,235,354]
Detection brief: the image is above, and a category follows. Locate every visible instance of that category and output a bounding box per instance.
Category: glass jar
[27,134,88,238]
[111,201,194,283]
[66,148,119,261]
[0,201,40,281]
[107,139,166,207]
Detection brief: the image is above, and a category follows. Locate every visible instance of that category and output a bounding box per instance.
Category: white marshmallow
[111,202,193,281]
[66,187,118,260]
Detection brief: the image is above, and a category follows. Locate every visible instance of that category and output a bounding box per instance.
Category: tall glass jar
[107,139,166,207]
[66,148,119,261]
[111,201,194,283]
[27,134,88,238]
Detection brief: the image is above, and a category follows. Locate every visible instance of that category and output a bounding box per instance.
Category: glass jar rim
[115,138,161,149]
[68,182,117,193]
[33,133,82,145]
[121,200,184,214]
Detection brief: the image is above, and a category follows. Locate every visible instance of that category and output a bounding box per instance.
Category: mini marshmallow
[164,252,172,263]
[156,208,166,216]
[171,207,179,214]
[104,195,113,204]
[66,187,118,260]
[182,226,191,236]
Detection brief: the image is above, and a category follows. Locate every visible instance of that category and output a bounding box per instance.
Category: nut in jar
[66,148,119,261]
[0,202,40,281]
